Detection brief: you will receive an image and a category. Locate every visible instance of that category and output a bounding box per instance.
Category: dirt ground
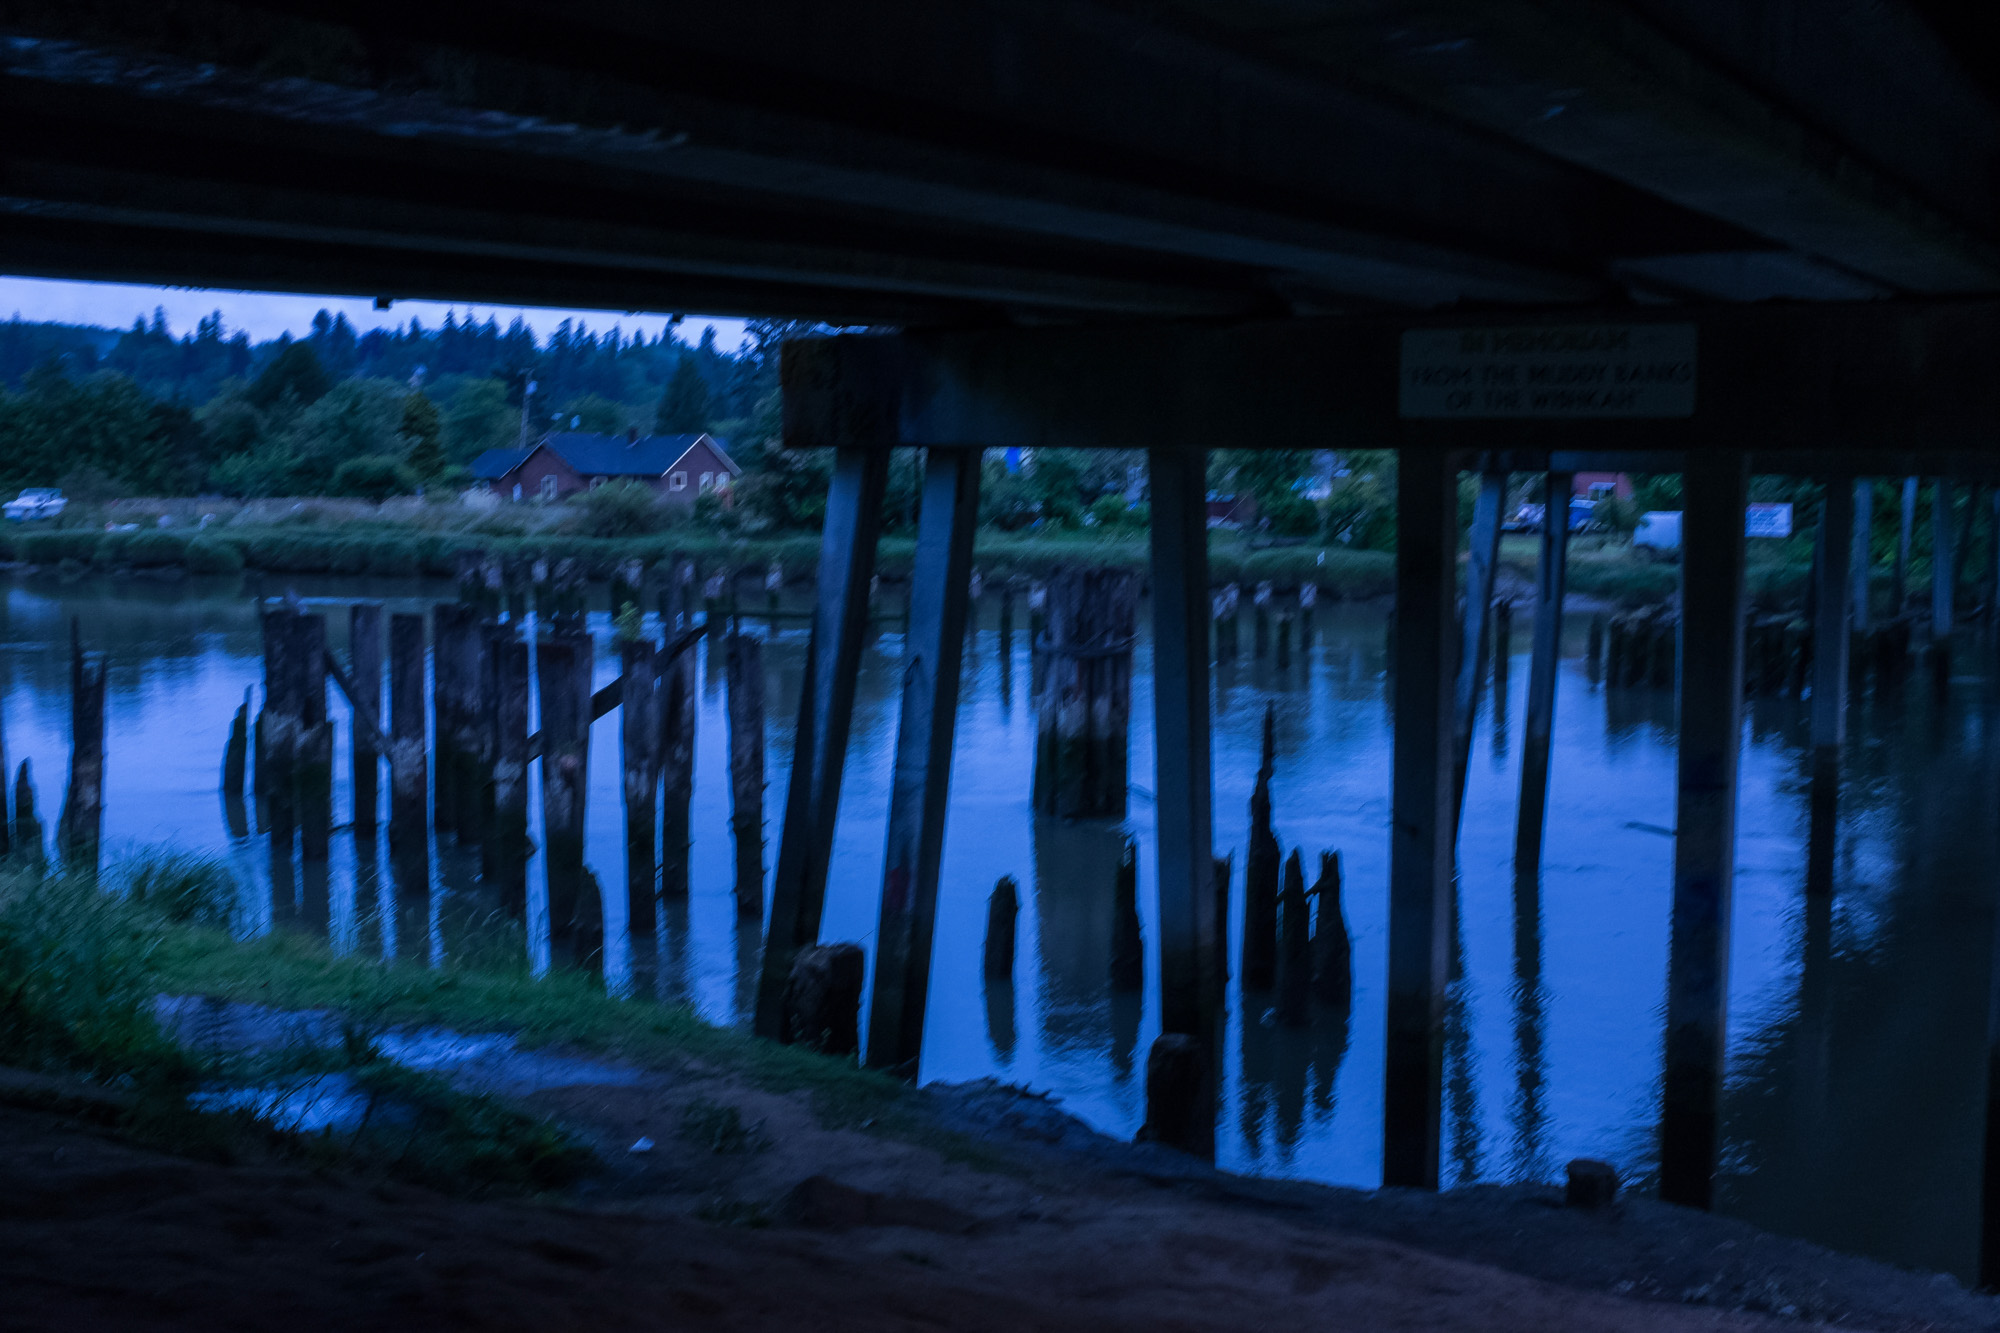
[6,1047,1998,1333]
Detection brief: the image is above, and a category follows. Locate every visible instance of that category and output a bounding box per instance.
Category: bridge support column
[1513,471,1572,886]
[867,447,981,1078]
[1385,446,1457,1190]
[1661,451,1748,1210]
[1147,446,1220,1155]
[756,446,889,1040]
[1451,467,1507,838]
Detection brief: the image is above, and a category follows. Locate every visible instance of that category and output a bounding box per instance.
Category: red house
[471,431,741,507]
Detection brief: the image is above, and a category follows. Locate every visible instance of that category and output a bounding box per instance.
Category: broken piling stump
[1111,837,1143,992]
[660,630,698,901]
[1311,850,1352,1008]
[1031,568,1137,819]
[784,942,866,1056]
[984,876,1019,982]
[620,635,662,935]
[1138,1033,1208,1155]
[1566,1158,1620,1209]
[57,633,105,875]
[1276,848,1311,1027]
[725,632,766,918]
[1241,706,1280,990]
[348,604,382,835]
[386,612,428,862]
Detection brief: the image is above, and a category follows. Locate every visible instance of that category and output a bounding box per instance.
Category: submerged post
[866,446,981,1077]
[1385,445,1457,1191]
[1514,472,1573,885]
[295,614,331,864]
[1661,451,1749,1210]
[1807,484,1853,899]
[725,633,767,919]
[58,628,106,876]
[538,629,597,969]
[349,604,382,836]
[487,628,530,912]
[659,633,697,901]
[757,447,889,1040]
[1031,568,1137,818]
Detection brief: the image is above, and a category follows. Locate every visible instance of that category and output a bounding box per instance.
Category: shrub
[332,454,418,502]
[1261,492,1320,537]
[18,530,101,565]
[0,870,182,1079]
[124,531,192,567]
[184,536,246,575]
[122,850,238,928]
[571,480,665,537]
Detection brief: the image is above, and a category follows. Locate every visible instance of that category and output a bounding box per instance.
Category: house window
[715,472,731,490]
[512,484,523,502]
[670,471,688,491]
[699,472,714,492]
[539,474,558,499]
[1587,482,1616,500]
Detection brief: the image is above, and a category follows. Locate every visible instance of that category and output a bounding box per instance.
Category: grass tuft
[120,849,238,928]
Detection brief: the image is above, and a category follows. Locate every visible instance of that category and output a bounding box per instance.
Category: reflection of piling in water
[1276,849,1311,1027]
[537,629,595,968]
[348,605,382,836]
[1111,839,1143,992]
[984,876,1019,981]
[1031,818,1122,1050]
[784,942,864,1056]
[14,760,42,869]
[985,977,1017,1063]
[660,633,698,901]
[620,635,661,935]
[259,606,302,845]
[1311,851,1351,1008]
[726,633,766,918]
[1031,569,1136,819]
[1242,706,1280,990]
[387,613,428,861]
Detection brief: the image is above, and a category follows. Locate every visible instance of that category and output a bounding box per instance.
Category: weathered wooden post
[1311,850,1351,1008]
[1515,472,1572,887]
[1213,853,1232,985]
[703,569,727,627]
[766,559,785,622]
[1806,483,1853,900]
[867,446,982,1076]
[1276,598,1294,668]
[984,876,1019,981]
[538,628,596,969]
[487,626,530,912]
[1030,567,1137,818]
[756,446,889,1041]
[1385,445,1456,1191]
[620,634,662,935]
[14,760,43,869]
[387,613,428,861]
[1661,451,1749,1210]
[222,690,249,804]
[660,631,697,901]
[784,942,865,1056]
[1450,468,1507,840]
[1242,705,1280,990]
[1276,849,1311,1027]
[1933,478,1957,687]
[296,614,332,864]
[1299,582,1317,645]
[1253,581,1272,657]
[1214,583,1239,661]
[349,604,382,835]
[57,626,106,875]
[726,633,766,918]
[1587,614,1604,683]
[1110,837,1143,992]
[259,605,301,844]
[610,558,645,626]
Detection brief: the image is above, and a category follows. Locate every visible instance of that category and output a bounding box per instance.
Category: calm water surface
[2,571,1994,1280]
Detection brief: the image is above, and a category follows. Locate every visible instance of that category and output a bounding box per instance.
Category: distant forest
[0,307,789,501]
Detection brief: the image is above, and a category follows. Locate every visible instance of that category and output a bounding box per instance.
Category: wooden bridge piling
[537,628,595,969]
[726,632,767,919]
[387,612,428,861]
[1311,850,1351,1008]
[1111,836,1143,993]
[1030,568,1137,819]
[487,627,530,912]
[348,604,382,836]
[757,446,889,1040]
[1514,473,1572,889]
[983,876,1019,982]
[1242,705,1280,991]
[12,760,40,869]
[57,626,106,875]
[1450,468,1507,841]
[866,446,981,1076]
[1276,848,1311,1027]
[1807,481,1854,901]
[1661,452,1750,1211]
[660,629,697,902]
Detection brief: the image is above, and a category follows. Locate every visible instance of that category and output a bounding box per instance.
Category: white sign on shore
[1400,324,1698,419]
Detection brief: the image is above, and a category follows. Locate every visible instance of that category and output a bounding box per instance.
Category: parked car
[1503,498,1596,534]
[3,488,67,521]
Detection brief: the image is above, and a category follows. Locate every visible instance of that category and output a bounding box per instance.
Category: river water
[2,571,1994,1281]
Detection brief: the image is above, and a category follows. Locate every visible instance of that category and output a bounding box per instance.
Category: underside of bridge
[10,0,2000,1260]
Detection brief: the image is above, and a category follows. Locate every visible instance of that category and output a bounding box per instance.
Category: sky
[0,274,751,351]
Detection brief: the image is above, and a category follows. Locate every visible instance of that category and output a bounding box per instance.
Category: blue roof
[472,433,738,482]
[470,448,528,479]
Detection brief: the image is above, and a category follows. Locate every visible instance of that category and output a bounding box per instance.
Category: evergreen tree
[401,391,446,480]
[655,356,711,433]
